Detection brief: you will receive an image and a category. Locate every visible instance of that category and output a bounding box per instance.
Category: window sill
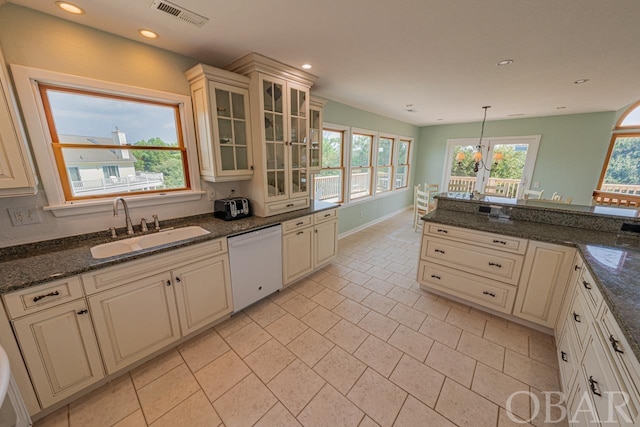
[342,187,411,208]
[44,191,205,217]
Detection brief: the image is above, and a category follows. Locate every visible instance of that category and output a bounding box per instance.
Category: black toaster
[214,197,252,221]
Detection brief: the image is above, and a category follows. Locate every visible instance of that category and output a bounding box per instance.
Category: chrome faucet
[113,197,134,235]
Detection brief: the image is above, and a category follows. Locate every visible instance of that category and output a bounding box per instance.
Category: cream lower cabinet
[172,255,232,336]
[283,209,338,286]
[12,299,104,408]
[88,273,181,375]
[556,253,640,426]
[513,241,575,328]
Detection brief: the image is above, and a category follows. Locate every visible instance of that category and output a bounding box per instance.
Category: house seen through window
[40,85,190,201]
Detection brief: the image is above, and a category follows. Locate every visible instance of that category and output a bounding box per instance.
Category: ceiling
[8,0,640,126]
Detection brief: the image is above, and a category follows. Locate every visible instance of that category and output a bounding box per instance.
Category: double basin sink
[90,226,210,259]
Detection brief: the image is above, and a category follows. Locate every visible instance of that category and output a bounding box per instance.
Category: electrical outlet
[207,189,216,202]
[359,210,364,219]
[8,207,42,226]
[533,181,540,189]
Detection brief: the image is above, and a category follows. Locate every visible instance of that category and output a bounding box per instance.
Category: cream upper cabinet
[0,45,37,196]
[88,272,181,375]
[309,97,327,172]
[513,241,575,328]
[186,64,253,182]
[226,53,317,217]
[172,256,233,336]
[12,299,104,408]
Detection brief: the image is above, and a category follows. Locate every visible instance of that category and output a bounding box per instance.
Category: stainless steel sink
[90,226,210,259]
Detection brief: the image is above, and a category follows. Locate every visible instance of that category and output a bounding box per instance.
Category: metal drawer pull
[488,262,502,268]
[588,376,601,397]
[483,291,496,297]
[437,229,448,234]
[297,231,304,235]
[434,249,446,254]
[430,274,441,280]
[492,239,507,245]
[33,290,60,302]
[324,213,331,217]
[573,312,581,323]
[286,203,294,207]
[166,280,172,287]
[296,221,304,226]
[609,335,624,354]
[561,351,568,362]
[77,309,88,315]
[582,280,592,290]
[175,277,181,283]
[574,264,581,271]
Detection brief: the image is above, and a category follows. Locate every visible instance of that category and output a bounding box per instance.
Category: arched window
[594,102,640,207]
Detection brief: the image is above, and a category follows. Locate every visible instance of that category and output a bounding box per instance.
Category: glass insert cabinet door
[262,76,287,198]
[289,82,309,198]
[209,82,251,174]
[309,107,321,170]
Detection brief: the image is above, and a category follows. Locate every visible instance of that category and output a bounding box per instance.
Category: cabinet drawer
[567,287,592,353]
[4,276,83,319]
[418,261,517,314]
[314,209,337,224]
[82,239,226,295]
[282,215,312,233]
[421,237,524,285]
[265,197,309,216]
[424,224,527,254]
[578,266,602,317]
[597,305,640,417]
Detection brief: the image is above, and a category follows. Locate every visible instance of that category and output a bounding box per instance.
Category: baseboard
[338,205,412,239]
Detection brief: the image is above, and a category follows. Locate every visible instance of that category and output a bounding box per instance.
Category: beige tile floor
[35,211,565,427]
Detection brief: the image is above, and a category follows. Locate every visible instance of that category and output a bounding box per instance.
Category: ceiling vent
[150,0,209,28]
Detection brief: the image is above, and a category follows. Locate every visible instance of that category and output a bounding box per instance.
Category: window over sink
[11,65,201,216]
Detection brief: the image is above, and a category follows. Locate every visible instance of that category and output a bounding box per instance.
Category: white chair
[543,192,573,204]
[522,189,544,200]
[414,183,438,231]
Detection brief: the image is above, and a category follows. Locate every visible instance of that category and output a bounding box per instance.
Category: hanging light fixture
[456,106,503,173]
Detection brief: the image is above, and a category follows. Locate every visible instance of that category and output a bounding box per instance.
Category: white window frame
[395,137,412,190]
[441,135,541,197]
[11,65,202,217]
[315,123,348,203]
[375,134,396,195]
[348,127,377,202]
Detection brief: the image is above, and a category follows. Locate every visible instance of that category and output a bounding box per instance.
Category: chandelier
[455,106,503,173]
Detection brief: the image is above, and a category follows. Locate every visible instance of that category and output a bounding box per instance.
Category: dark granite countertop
[0,200,339,294]
[422,209,640,360]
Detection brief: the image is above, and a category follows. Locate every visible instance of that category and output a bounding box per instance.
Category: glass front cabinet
[186,64,253,182]
[227,53,317,217]
[309,97,327,172]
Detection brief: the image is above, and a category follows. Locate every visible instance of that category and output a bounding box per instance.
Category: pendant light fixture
[456,106,503,173]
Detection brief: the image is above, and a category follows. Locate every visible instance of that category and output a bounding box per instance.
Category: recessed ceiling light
[56,1,84,14]
[301,64,312,70]
[437,118,443,121]
[574,79,590,84]
[556,106,566,110]
[406,109,417,113]
[497,59,513,66]
[138,29,159,39]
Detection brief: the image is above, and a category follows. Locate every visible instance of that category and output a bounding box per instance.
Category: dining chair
[414,183,439,231]
[522,189,544,199]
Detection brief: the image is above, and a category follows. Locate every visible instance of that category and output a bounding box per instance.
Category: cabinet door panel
[13,300,104,407]
[173,256,233,335]
[513,242,574,327]
[88,273,180,374]
[283,227,313,285]
[314,219,338,268]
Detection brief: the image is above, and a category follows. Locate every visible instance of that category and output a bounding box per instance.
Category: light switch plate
[8,207,42,226]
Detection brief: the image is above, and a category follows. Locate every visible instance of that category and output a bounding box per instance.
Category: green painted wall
[416,112,617,205]
[323,101,420,234]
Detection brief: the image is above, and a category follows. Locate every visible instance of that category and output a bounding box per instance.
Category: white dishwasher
[228,224,283,312]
